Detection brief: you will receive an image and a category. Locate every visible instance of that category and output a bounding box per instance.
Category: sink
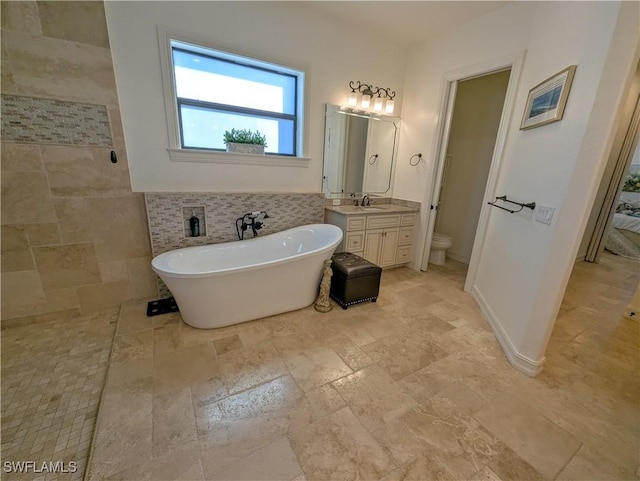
[359,206,386,211]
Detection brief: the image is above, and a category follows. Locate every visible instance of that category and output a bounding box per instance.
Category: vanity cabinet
[325,208,417,268]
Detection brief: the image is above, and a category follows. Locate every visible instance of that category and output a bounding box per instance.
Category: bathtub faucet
[235,211,270,240]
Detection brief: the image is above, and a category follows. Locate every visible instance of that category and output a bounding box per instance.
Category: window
[168,39,304,157]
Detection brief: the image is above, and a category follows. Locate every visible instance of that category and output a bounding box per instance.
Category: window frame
[158,27,309,167]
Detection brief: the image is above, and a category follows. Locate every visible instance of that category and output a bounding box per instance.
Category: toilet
[429,232,453,265]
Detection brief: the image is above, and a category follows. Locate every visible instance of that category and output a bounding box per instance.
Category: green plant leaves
[222,128,268,146]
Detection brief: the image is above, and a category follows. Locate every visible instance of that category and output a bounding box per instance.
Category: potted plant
[223,128,268,155]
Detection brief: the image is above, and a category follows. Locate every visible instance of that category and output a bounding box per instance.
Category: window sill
[168,148,311,167]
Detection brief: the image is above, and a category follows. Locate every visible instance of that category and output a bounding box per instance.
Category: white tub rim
[151,223,342,279]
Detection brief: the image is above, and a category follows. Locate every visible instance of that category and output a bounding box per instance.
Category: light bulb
[348,91,358,107]
[361,94,371,109]
[373,97,383,111]
[385,99,394,114]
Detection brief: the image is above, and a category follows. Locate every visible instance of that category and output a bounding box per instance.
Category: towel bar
[488,195,536,214]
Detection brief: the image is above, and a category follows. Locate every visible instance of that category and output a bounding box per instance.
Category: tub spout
[236,211,270,240]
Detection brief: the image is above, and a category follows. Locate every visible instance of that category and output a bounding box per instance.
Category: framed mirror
[322,104,400,197]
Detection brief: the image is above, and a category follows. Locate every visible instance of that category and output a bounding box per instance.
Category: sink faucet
[360,195,370,206]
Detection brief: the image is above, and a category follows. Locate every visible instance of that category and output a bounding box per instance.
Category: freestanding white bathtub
[151,223,343,329]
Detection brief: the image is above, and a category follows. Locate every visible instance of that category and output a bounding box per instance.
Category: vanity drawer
[345,232,365,252]
[366,214,401,229]
[401,213,417,226]
[398,227,414,246]
[347,216,366,231]
[396,245,412,264]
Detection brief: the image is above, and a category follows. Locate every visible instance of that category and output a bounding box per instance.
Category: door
[380,228,399,267]
[364,228,399,267]
[364,229,383,265]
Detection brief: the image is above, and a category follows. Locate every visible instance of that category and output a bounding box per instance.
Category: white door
[420,81,458,270]
[380,228,399,267]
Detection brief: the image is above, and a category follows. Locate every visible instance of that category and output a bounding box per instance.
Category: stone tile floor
[1,253,637,481]
[1,309,119,480]
[82,253,639,481]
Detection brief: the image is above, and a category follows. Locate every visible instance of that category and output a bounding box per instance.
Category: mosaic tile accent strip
[145,192,325,297]
[1,95,112,146]
[1,309,118,481]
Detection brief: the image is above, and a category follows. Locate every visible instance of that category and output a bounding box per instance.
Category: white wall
[395,0,639,373]
[393,2,535,205]
[104,2,406,193]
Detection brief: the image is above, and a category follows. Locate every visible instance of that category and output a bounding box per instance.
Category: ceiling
[296,1,511,49]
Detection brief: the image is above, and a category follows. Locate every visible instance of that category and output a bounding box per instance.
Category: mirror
[322,104,400,197]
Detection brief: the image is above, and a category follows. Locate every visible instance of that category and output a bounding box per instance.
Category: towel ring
[368,154,379,165]
[409,153,422,166]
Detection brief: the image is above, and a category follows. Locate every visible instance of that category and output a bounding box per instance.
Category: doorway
[431,70,511,265]
[585,94,640,262]
[420,60,518,277]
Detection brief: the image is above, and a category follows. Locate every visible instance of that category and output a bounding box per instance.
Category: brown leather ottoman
[330,252,382,309]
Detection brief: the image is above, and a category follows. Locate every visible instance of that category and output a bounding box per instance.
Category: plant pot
[226,142,265,155]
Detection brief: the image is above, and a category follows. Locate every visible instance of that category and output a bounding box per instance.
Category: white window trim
[157,26,309,167]
[167,149,310,167]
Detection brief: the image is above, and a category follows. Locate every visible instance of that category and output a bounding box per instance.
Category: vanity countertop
[325,204,419,216]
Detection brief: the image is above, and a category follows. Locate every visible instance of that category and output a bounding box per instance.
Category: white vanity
[325,204,418,268]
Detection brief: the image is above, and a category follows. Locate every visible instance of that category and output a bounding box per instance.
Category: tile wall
[145,192,325,296]
[0,1,157,325]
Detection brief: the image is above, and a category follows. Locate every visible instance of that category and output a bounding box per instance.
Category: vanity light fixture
[347,80,396,114]
[373,94,384,112]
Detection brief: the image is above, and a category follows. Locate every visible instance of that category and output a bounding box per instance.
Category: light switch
[534,205,555,225]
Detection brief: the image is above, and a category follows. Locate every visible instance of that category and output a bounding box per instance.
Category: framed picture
[520,65,577,130]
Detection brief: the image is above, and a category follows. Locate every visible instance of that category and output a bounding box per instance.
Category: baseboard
[471,285,545,377]
[446,251,471,265]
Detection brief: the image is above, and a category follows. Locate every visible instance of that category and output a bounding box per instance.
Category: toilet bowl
[429,232,453,265]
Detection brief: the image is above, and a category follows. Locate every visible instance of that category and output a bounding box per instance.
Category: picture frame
[520,65,577,130]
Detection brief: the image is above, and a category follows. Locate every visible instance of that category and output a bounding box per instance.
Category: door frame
[585,94,640,262]
[418,51,527,295]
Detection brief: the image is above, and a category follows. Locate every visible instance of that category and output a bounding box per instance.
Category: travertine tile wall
[1,1,156,325]
[145,192,325,296]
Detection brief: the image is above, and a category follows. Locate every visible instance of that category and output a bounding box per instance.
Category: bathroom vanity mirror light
[322,104,400,198]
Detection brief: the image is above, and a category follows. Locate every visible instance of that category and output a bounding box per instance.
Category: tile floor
[1,309,119,481]
[82,252,639,481]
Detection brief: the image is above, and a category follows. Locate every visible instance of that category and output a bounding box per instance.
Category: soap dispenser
[189,211,200,237]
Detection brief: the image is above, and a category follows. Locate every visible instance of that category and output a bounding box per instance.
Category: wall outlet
[534,205,555,225]
[332,199,341,206]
